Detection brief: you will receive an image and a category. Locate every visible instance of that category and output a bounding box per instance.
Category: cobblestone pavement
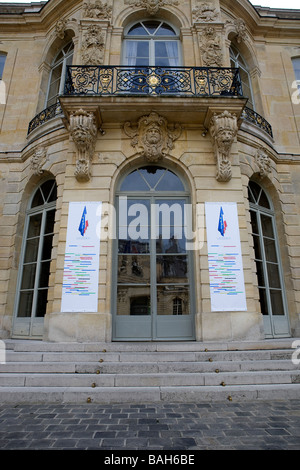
[0,400,299,451]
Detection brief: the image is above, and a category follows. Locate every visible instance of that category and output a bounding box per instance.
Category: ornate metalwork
[242,106,273,138]
[28,102,62,135]
[64,65,243,98]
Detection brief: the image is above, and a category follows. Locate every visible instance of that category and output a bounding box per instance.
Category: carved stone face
[145,125,162,145]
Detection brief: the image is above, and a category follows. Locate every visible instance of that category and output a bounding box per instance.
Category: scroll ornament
[70,109,97,182]
[124,112,182,163]
[83,0,112,19]
[124,0,179,16]
[209,111,238,182]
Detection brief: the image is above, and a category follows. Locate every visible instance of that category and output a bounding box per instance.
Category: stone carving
[199,27,223,67]
[255,148,272,178]
[124,112,182,163]
[81,25,105,65]
[55,19,67,39]
[30,147,47,176]
[226,18,247,43]
[124,0,179,16]
[69,109,98,182]
[193,3,219,22]
[209,111,238,182]
[83,0,112,19]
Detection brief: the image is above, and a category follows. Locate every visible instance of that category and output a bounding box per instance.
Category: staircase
[1,339,300,404]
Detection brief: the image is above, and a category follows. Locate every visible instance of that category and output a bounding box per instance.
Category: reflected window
[15,180,57,320]
[248,181,287,318]
[46,42,74,108]
[230,45,254,109]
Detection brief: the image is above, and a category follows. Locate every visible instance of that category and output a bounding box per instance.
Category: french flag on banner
[78,206,89,236]
[218,206,227,237]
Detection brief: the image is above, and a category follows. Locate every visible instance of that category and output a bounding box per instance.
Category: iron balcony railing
[27,101,62,135]
[64,65,243,97]
[242,106,273,138]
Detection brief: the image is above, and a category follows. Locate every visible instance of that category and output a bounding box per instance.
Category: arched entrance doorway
[113,165,195,341]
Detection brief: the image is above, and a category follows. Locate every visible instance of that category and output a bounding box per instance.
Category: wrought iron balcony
[242,106,273,138]
[27,101,62,135]
[64,65,243,98]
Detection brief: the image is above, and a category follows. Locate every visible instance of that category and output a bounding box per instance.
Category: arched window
[46,42,74,108]
[248,181,290,337]
[230,45,254,109]
[123,20,181,66]
[13,180,57,337]
[114,165,195,341]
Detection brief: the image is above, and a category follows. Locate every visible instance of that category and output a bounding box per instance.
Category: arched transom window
[123,20,181,67]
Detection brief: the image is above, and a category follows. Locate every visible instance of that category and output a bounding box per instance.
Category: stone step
[0,383,300,404]
[5,338,296,353]
[0,370,299,388]
[1,358,298,375]
[4,348,294,364]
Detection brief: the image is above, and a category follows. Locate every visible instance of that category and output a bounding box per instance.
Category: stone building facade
[0,0,299,343]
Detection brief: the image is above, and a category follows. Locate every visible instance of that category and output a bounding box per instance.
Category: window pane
[258,288,268,315]
[267,262,281,289]
[258,190,270,209]
[143,21,160,35]
[252,234,262,260]
[156,23,176,36]
[116,286,150,315]
[21,263,37,290]
[31,188,44,208]
[255,260,265,287]
[264,238,277,263]
[41,180,56,202]
[24,237,40,263]
[270,290,285,316]
[17,291,33,318]
[39,261,51,288]
[27,213,42,238]
[261,214,274,238]
[292,57,300,82]
[249,181,261,203]
[157,255,188,283]
[41,235,54,260]
[120,170,149,191]
[250,210,258,234]
[118,238,150,254]
[157,286,189,315]
[44,210,56,234]
[156,170,185,191]
[118,255,150,284]
[36,289,48,317]
[128,23,148,35]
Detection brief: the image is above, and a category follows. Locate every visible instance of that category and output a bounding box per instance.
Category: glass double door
[113,196,195,341]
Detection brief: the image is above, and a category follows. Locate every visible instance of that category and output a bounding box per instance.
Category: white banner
[205,202,247,312]
[61,202,102,313]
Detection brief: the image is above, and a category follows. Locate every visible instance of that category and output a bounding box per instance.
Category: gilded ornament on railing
[209,110,238,182]
[69,109,97,182]
[124,0,179,16]
[199,27,223,67]
[81,25,105,65]
[83,0,112,19]
[124,112,182,163]
[193,3,219,22]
